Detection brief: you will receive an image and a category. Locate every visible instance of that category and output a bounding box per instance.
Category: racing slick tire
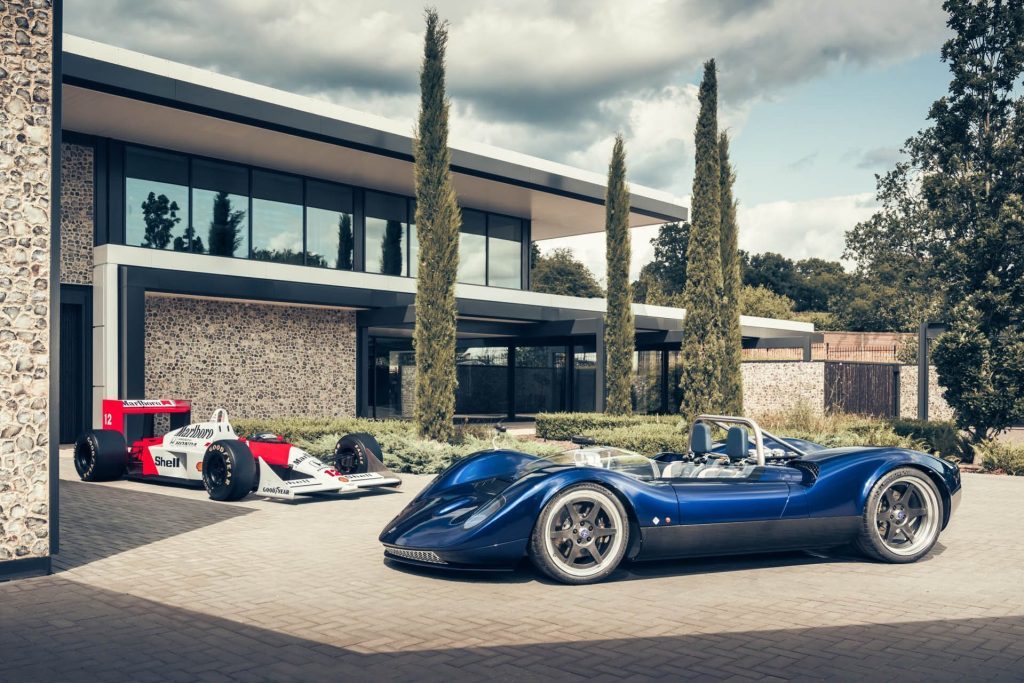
[855,467,943,563]
[334,433,383,475]
[202,440,257,502]
[73,429,127,482]
[530,483,630,585]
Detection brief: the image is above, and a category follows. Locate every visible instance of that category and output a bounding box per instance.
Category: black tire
[855,467,944,563]
[529,483,629,585]
[73,430,127,482]
[334,433,382,475]
[202,440,257,502]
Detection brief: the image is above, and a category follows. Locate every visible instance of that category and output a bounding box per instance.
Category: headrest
[726,427,749,461]
[690,423,713,454]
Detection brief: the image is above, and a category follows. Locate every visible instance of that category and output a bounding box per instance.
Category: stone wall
[144,295,357,421]
[899,365,955,421]
[742,362,825,417]
[59,142,92,285]
[0,1,54,565]
[741,361,954,421]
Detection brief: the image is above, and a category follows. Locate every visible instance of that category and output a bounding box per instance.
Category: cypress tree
[604,135,634,414]
[381,219,404,274]
[678,60,725,419]
[208,191,245,257]
[337,213,353,269]
[719,132,744,414]
[413,8,461,441]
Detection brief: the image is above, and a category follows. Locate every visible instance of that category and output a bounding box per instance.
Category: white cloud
[539,191,879,281]
[737,192,878,261]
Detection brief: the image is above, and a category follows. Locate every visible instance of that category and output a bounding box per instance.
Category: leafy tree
[173,224,204,254]
[678,60,725,418]
[742,251,798,300]
[792,258,847,312]
[844,0,1024,442]
[604,135,634,415]
[413,8,461,442]
[140,192,180,249]
[207,191,246,257]
[632,262,667,304]
[740,284,795,319]
[647,221,690,297]
[337,213,354,269]
[718,133,743,414]
[531,248,603,298]
[252,248,326,267]
[833,264,927,332]
[381,219,404,275]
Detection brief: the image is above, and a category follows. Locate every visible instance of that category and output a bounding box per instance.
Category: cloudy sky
[65,0,953,280]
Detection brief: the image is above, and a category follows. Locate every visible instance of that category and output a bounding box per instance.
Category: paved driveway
[0,453,1022,681]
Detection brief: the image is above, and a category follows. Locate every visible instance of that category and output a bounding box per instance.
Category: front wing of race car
[254,451,402,501]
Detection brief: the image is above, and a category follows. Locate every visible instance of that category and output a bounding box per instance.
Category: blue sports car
[379,415,962,584]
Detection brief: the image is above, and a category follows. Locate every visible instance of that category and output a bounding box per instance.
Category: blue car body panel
[380,442,962,569]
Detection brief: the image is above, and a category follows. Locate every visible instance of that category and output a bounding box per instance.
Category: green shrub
[535,412,680,440]
[234,417,559,475]
[890,419,969,459]
[976,441,1024,476]
[587,423,690,454]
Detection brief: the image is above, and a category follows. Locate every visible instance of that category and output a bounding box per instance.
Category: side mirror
[571,435,597,446]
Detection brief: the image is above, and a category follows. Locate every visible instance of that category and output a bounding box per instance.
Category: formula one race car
[380,415,961,584]
[74,399,401,501]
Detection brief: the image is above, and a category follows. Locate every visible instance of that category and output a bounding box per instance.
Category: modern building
[54,36,815,441]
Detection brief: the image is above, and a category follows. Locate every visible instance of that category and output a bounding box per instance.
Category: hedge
[535,412,681,441]
[232,417,559,475]
[890,418,969,459]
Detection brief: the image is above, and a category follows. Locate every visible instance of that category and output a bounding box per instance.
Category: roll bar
[688,414,807,467]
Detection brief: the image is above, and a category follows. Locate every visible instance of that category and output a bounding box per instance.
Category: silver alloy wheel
[874,475,940,556]
[543,488,624,579]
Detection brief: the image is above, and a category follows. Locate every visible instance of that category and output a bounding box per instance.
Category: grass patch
[976,440,1024,476]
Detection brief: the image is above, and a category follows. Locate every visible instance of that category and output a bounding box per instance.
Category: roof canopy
[60,36,688,240]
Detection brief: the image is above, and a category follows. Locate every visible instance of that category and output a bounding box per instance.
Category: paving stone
[0,457,1022,681]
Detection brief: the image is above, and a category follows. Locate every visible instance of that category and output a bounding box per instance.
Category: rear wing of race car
[101,399,192,441]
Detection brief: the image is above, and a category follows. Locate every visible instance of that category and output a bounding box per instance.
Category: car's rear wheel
[334,433,382,475]
[530,483,629,585]
[202,440,256,502]
[855,467,943,563]
[73,430,127,482]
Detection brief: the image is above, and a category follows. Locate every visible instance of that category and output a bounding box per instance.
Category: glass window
[488,215,523,288]
[125,147,189,251]
[408,200,419,278]
[458,209,487,285]
[365,191,407,276]
[516,346,568,414]
[252,171,303,264]
[306,180,354,269]
[456,346,508,416]
[191,159,249,258]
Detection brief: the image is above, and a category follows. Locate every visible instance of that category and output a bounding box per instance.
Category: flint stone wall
[144,295,357,421]
[0,0,54,563]
[59,142,92,285]
[742,362,825,417]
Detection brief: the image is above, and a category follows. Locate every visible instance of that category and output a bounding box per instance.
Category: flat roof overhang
[60,35,687,240]
[96,245,816,344]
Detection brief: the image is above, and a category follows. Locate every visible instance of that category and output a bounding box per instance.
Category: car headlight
[463,495,506,529]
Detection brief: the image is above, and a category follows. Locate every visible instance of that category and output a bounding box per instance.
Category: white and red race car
[73,399,401,502]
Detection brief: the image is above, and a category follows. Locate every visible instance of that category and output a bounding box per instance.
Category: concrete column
[0,0,58,577]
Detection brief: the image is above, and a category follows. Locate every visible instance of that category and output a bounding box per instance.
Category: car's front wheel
[202,441,256,502]
[529,483,629,584]
[855,467,943,563]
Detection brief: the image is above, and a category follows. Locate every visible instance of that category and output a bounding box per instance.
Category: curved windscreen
[526,447,659,481]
